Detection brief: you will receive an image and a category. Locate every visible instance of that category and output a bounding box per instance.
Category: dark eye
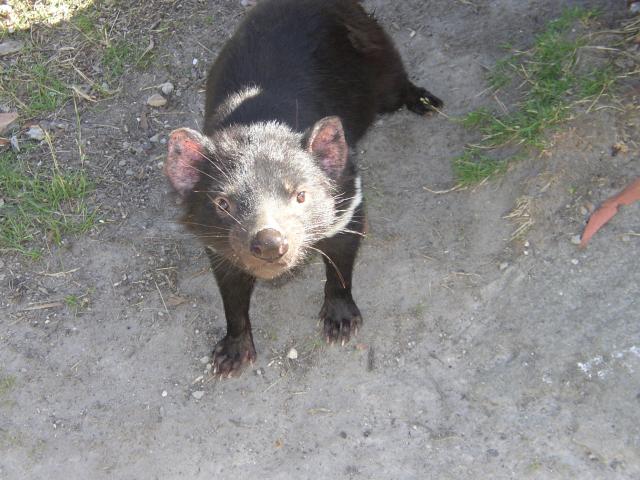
[296,191,306,204]
[214,196,230,213]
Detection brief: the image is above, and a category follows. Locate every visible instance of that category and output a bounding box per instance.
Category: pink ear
[307,116,348,178]
[164,128,210,196]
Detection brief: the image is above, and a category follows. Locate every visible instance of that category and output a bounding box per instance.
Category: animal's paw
[405,85,443,115]
[320,295,363,346]
[212,332,256,378]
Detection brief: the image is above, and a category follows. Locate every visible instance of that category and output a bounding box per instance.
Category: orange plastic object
[580,177,640,248]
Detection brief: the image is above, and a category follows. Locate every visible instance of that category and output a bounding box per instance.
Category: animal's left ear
[305,116,348,179]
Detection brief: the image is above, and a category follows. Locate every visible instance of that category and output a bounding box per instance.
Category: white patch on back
[212,86,262,125]
[325,176,362,238]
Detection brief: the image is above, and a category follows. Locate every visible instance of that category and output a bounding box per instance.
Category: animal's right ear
[304,116,348,180]
[164,128,212,197]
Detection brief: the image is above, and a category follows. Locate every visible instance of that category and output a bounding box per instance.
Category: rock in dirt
[570,235,582,245]
[160,82,174,95]
[26,125,45,141]
[0,39,24,56]
[10,135,19,151]
[192,391,205,400]
[147,93,167,107]
[287,348,298,360]
[0,112,18,134]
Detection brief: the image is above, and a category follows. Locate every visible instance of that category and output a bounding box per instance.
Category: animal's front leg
[208,251,257,377]
[316,212,365,345]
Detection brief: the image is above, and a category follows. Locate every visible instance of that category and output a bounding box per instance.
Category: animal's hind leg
[402,81,443,115]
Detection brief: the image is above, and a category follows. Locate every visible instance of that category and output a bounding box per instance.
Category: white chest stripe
[325,176,363,238]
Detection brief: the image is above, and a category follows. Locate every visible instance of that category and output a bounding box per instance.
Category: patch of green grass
[27,64,71,115]
[103,39,153,83]
[455,7,618,184]
[73,12,96,34]
[103,40,135,81]
[1,3,154,113]
[453,148,509,186]
[64,292,91,313]
[0,151,96,259]
[0,53,72,117]
[64,294,81,309]
[0,0,92,37]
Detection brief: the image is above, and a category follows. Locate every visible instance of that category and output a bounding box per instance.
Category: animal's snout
[250,228,289,261]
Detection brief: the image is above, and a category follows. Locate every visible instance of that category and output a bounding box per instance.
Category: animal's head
[164,117,350,279]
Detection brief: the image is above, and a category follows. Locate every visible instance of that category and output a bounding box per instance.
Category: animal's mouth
[230,245,295,279]
[246,258,293,279]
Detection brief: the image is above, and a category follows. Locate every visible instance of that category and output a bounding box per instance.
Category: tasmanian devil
[164,0,442,377]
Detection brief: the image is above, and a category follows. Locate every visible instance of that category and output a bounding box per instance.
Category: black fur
[166,0,442,377]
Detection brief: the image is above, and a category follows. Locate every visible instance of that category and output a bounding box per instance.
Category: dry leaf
[166,294,188,307]
[0,112,18,134]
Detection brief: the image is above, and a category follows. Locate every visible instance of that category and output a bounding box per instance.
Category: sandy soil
[1,1,639,478]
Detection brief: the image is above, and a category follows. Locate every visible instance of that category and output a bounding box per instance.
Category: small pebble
[499,262,509,271]
[192,58,198,66]
[621,235,631,243]
[287,348,298,360]
[255,368,264,376]
[147,93,167,107]
[570,235,582,245]
[192,391,205,400]
[571,259,579,265]
[160,82,174,95]
[125,169,134,176]
[118,160,127,167]
[26,125,45,141]
[161,390,168,397]
[200,355,210,364]
[149,133,161,143]
[524,240,530,248]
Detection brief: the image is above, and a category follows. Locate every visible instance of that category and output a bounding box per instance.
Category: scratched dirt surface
[1,0,640,479]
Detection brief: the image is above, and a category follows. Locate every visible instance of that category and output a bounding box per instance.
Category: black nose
[250,228,289,261]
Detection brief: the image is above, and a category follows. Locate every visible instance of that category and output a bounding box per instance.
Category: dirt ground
[1,0,640,478]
